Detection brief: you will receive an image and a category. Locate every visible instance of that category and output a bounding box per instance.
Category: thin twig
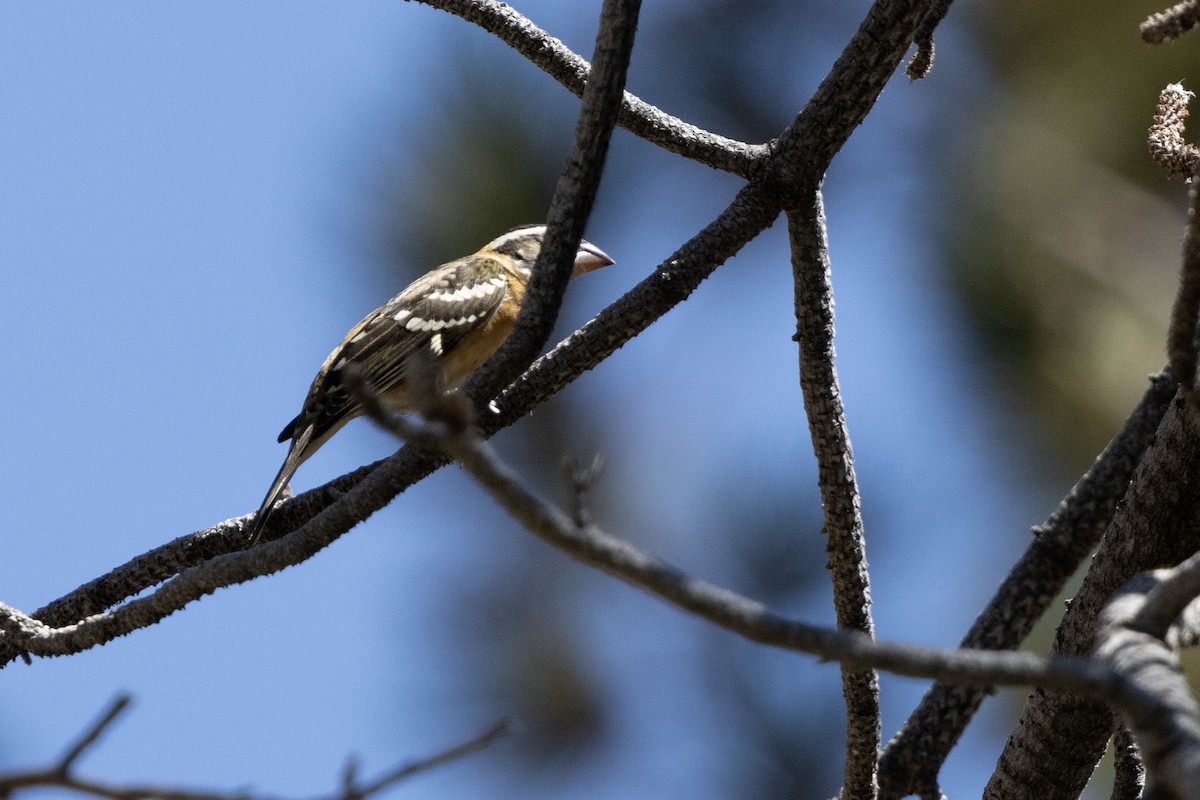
[0,700,508,800]
[354,720,510,797]
[55,695,132,775]
[339,757,361,800]
[563,455,603,529]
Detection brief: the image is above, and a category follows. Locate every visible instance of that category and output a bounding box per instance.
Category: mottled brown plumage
[247,225,613,546]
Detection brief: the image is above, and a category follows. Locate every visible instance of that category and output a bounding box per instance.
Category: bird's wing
[278,256,510,447]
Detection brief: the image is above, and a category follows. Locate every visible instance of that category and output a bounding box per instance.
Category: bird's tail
[246,429,313,548]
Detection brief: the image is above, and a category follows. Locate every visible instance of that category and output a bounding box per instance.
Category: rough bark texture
[790,198,880,799]
[985,392,1200,799]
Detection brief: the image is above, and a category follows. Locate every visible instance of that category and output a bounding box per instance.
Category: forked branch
[0,695,509,800]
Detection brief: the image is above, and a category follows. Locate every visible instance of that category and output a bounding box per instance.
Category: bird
[246,224,614,547]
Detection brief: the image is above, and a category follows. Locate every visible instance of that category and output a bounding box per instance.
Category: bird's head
[483,224,614,277]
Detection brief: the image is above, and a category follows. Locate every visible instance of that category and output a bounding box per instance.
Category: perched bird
[247,224,614,546]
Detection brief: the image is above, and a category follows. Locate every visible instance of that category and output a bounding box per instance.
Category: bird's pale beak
[573,240,615,276]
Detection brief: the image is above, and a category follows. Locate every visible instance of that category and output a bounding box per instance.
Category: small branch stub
[906,36,934,80]
[1149,83,1200,179]
[905,0,954,80]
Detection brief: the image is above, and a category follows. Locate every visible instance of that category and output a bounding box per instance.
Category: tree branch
[772,0,927,185]
[1170,175,1200,404]
[407,0,767,177]
[984,390,1200,799]
[788,197,880,799]
[1,0,932,663]
[0,187,783,666]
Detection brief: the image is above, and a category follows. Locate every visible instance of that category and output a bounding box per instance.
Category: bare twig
[787,197,879,799]
[339,757,361,800]
[0,540,314,657]
[407,0,766,176]
[354,721,510,797]
[55,695,132,775]
[563,455,604,529]
[0,698,508,800]
[1142,1,1200,43]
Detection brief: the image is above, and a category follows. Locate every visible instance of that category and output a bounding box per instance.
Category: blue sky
[0,2,1095,797]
